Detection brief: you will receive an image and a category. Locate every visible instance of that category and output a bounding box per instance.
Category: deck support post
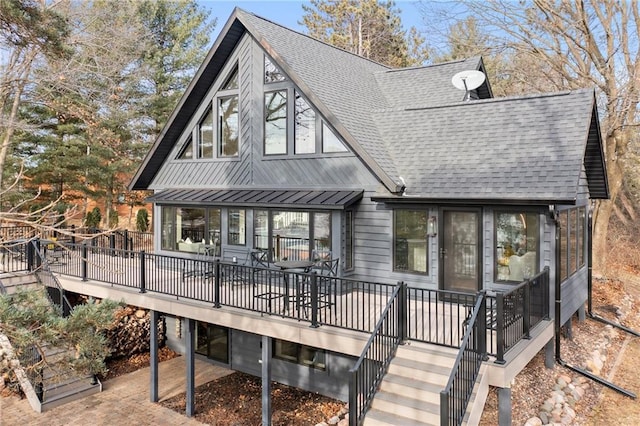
[150,310,159,402]
[578,304,586,322]
[498,387,512,426]
[544,340,555,369]
[185,318,196,417]
[261,335,272,426]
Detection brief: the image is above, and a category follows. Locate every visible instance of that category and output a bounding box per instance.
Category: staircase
[364,343,489,426]
[0,271,102,412]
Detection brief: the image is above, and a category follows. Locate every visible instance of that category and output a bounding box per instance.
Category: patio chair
[181,245,216,283]
[251,248,284,311]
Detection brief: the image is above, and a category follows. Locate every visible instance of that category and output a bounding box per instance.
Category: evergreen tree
[302,0,429,67]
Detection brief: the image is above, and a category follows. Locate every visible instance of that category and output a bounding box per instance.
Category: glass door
[439,209,482,293]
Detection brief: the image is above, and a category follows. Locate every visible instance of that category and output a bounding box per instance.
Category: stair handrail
[440,291,487,426]
[348,281,405,426]
[30,240,73,316]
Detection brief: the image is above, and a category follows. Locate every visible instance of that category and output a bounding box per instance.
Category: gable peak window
[198,107,214,158]
[265,55,286,83]
[264,90,287,155]
[176,136,193,160]
[222,65,238,90]
[295,91,315,154]
[322,123,348,153]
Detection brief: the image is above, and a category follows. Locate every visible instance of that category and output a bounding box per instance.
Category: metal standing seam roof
[146,189,364,210]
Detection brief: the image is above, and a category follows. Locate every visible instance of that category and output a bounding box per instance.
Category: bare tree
[422,0,640,273]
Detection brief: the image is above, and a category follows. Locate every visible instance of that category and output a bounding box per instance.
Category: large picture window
[228,209,246,245]
[495,212,539,282]
[218,95,238,157]
[198,108,214,158]
[295,91,315,154]
[394,210,428,274]
[160,206,221,253]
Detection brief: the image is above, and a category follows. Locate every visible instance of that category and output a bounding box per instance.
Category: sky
[199,0,428,41]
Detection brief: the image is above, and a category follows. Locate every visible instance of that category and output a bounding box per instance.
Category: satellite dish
[451,70,486,91]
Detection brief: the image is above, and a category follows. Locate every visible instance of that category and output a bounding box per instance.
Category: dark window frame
[273,339,326,371]
[393,209,429,275]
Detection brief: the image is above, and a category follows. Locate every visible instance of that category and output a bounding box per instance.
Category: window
[253,210,331,261]
[196,322,229,364]
[218,95,238,157]
[495,212,539,282]
[160,206,221,252]
[264,90,287,155]
[274,339,326,370]
[176,136,193,160]
[295,91,315,154]
[228,209,246,245]
[394,210,428,274]
[322,123,348,153]
[558,206,586,283]
[265,56,286,83]
[218,66,239,157]
[263,54,347,157]
[198,107,214,158]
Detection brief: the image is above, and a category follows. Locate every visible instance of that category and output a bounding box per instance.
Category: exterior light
[427,216,437,237]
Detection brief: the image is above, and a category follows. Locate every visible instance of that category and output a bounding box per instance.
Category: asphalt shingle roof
[131,8,607,203]
[374,89,600,202]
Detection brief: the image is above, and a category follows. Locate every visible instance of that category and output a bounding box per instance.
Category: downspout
[586,205,640,337]
[552,207,636,399]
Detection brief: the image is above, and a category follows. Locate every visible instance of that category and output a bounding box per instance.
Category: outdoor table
[273,260,314,313]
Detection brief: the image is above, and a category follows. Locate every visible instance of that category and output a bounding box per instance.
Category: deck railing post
[397,281,407,343]
[109,233,115,255]
[495,292,506,364]
[139,250,146,293]
[123,229,129,251]
[310,272,319,328]
[214,259,221,308]
[523,280,531,339]
[81,243,88,281]
[348,371,356,426]
[440,390,449,426]
[478,291,488,359]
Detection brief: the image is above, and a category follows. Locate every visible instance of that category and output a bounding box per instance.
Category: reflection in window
[160,206,221,252]
[274,339,326,370]
[228,209,246,245]
[313,212,331,252]
[557,206,585,283]
[496,212,539,282]
[264,56,286,83]
[394,210,427,274]
[569,209,577,275]
[196,322,229,364]
[295,91,315,154]
[219,95,238,157]
[176,137,193,160]
[265,90,287,155]
[322,123,348,153]
[198,108,214,158]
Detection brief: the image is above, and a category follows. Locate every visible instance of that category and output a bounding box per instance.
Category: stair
[1,271,103,412]
[364,342,490,426]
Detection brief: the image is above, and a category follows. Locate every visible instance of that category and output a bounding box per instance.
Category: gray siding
[230,330,352,400]
[163,315,186,354]
[151,33,378,192]
[560,268,588,324]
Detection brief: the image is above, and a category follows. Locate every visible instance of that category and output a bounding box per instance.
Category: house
[126,7,609,425]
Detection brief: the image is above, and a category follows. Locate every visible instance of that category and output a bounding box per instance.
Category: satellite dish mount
[451,70,486,101]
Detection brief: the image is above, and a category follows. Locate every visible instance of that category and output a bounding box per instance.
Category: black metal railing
[31,241,73,317]
[348,282,405,426]
[487,267,550,363]
[440,292,487,426]
[405,288,477,348]
[0,240,30,274]
[43,243,395,333]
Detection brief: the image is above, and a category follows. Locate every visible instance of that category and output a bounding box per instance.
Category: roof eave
[370,195,577,206]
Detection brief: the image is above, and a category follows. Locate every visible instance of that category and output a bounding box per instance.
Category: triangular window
[176,136,193,160]
[322,123,348,153]
[222,66,238,90]
[265,56,286,83]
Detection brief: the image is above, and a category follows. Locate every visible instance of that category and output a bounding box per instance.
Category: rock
[525,417,543,426]
[327,416,340,425]
[337,420,348,426]
[565,406,576,419]
[315,423,328,426]
[541,401,554,412]
[135,309,146,318]
[574,386,585,399]
[558,374,572,386]
[585,360,601,375]
[539,411,550,424]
